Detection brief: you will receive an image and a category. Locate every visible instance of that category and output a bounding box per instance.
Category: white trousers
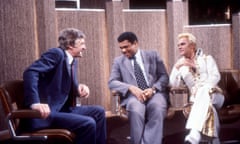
[186,86,225,137]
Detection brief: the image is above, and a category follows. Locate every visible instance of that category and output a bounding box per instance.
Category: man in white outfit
[169,33,225,144]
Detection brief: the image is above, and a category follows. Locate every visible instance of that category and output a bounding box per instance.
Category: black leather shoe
[184,140,191,144]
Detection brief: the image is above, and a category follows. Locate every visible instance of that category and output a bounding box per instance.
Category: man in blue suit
[23,28,106,144]
[108,32,169,144]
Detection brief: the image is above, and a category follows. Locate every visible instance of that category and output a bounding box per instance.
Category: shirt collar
[65,50,74,65]
[134,49,141,60]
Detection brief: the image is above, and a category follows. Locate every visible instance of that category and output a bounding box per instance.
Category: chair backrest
[0,80,24,136]
[218,70,240,106]
[0,80,76,143]
[0,80,25,111]
[0,89,9,131]
[0,89,9,143]
[0,80,24,142]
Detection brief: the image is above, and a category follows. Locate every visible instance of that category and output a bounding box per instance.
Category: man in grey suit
[108,32,169,144]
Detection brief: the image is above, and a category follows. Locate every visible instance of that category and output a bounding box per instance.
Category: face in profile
[119,40,138,58]
[177,37,194,58]
[69,38,87,58]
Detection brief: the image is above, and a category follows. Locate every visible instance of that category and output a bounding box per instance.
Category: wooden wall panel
[35,0,58,52]
[184,24,232,70]
[56,10,111,110]
[167,1,189,70]
[232,13,240,69]
[0,0,58,84]
[123,10,169,71]
[0,0,37,83]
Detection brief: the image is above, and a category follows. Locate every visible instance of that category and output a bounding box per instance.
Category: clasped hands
[175,57,196,70]
[31,84,90,119]
[129,86,155,103]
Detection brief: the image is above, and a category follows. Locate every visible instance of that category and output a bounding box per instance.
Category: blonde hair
[178,32,196,45]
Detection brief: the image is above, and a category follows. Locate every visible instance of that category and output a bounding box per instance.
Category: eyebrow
[120,45,129,49]
[177,42,186,46]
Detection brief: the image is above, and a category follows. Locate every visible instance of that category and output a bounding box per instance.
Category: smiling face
[68,38,86,58]
[119,40,138,58]
[177,36,195,59]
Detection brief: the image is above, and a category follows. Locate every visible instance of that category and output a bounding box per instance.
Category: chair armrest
[219,104,240,123]
[111,90,122,97]
[169,87,189,109]
[170,87,189,93]
[111,90,128,118]
[8,109,42,119]
[224,104,240,115]
[7,109,47,141]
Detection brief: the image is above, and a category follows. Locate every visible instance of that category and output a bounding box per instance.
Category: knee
[73,118,96,141]
[149,102,167,114]
[127,101,145,114]
[84,118,97,132]
[148,96,167,111]
[95,106,106,118]
[98,106,105,114]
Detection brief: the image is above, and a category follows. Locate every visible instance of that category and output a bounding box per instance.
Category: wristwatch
[152,87,157,94]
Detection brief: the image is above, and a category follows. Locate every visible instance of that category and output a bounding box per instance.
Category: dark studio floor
[106,111,240,144]
[106,111,187,144]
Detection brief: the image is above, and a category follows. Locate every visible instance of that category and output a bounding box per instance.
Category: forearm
[108,80,131,96]
[23,70,41,107]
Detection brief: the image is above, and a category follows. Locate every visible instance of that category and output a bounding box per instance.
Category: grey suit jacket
[108,50,169,101]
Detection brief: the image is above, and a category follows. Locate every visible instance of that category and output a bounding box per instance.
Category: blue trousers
[24,105,106,144]
[58,105,106,144]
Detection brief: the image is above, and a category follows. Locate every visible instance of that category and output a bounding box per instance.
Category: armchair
[0,80,75,144]
[217,70,240,142]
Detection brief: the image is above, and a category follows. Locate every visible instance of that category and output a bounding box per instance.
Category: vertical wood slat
[123,10,169,71]
[184,25,232,70]
[232,13,240,70]
[56,10,111,109]
[0,0,37,83]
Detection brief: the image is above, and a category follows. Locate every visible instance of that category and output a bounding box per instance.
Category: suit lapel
[123,57,135,78]
[141,51,150,78]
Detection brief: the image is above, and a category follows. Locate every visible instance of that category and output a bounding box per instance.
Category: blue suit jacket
[22,48,79,130]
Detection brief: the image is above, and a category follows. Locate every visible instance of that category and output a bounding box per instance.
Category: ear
[133,41,138,46]
[189,43,195,50]
[67,45,75,50]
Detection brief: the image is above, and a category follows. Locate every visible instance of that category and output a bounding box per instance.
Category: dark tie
[133,56,149,90]
[69,59,75,106]
[71,59,75,79]
[62,59,76,110]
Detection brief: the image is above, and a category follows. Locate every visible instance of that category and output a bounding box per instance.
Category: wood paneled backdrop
[0,0,239,112]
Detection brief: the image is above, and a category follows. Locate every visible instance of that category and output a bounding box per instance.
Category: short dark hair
[58,28,85,49]
[117,32,138,44]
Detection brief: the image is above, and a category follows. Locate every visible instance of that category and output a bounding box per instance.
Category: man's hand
[175,57,195,70]
[31,103,51,119]
[78,84,90,98]
[129,86,155,103]
[142,88,155,100]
